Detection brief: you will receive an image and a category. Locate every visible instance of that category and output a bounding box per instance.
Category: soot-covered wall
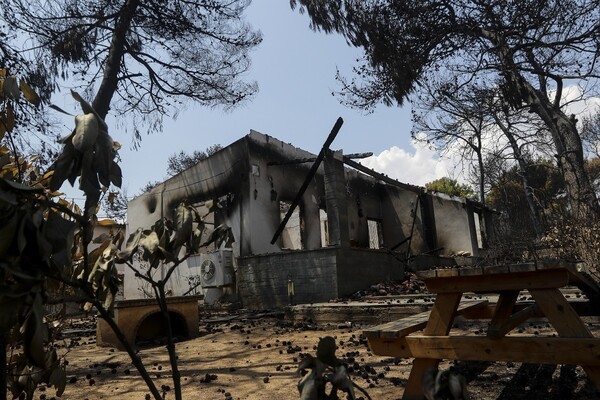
[125,129,491,306]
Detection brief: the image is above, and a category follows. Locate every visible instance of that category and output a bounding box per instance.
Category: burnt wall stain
[146,195,157,214]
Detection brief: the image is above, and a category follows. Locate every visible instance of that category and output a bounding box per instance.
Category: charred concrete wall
[336,248,405,297]
[237,247,405,309]
[346,178,428,254]
[242,132,327,255]
[124,138,250,299]
[125,129,491,305]
[237,248,338,309]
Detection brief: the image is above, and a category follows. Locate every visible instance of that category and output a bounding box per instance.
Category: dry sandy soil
[44,310,600,400]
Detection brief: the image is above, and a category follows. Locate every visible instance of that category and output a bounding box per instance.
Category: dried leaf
[88,245,116,293]
[103,286,115,309]
[172,203,193,250]
[0,106,15,136]
[72,202,82,215]
[88,239,111,270]
[79,149,100,196]
[70,90,108,132]
[17,366,29,388]
[83,302,93,312]
[48,140,77,192]
[99,246,116,271]
[205,199,222,213]
[188,207,206,251]
[0,210,18,257]
[316,336,338,366]
[0,115,6,141]
[140,231,160,254]
[73,114,99,152]
[5,104,15,132]
[202,224,234,248]
[19,79,41,106]
[2,75,20,100]
[117,228,143,261]
[94,131,116,188]
[1,177,44,193]
[23,295,47,368]
[110,161,122,188]
[0,300,19,331]
[40,170,54,181]
[49,367,67,396]
[92,232,111,244]
[83,186,101,218]
[48,103,74,116]
[44,211,76,269]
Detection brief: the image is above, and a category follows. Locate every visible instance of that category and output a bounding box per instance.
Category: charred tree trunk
[92,0,140,119]
[545,112,598,219]
[483,29,600,220]
[474,134,486,206]
[494,116,545,239]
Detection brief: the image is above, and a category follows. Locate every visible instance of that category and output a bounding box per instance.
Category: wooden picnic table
[363,260,600,400]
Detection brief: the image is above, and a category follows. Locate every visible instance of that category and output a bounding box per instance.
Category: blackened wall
[237,246,405,309]
[336,248,405,297]
[237,248,338,309]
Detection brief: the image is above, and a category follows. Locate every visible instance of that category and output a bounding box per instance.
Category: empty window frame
[279,201,303,250]
[367,218,384,249]
[320,209,329,247]
[473,210,485,249]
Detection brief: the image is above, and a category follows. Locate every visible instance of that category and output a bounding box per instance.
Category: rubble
[345,272,427,300]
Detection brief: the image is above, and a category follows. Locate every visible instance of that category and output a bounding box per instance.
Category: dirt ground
[46,310,600,400]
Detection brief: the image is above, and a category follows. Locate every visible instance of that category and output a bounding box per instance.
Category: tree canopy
[0,0,261,143]
[166,145,223,176]
[291,0,600,218]
[425,177,476,199]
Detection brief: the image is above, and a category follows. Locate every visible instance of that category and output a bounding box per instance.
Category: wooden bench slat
[508,263,536,273]
[368,336,600,366]
[363,300,488,339]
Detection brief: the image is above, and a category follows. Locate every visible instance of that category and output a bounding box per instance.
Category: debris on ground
[347,272,427,300]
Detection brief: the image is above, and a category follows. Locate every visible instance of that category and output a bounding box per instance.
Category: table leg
[529,288,591,336]
[488,290,519,338]
[402,292,462,400]
[529,288,600,390]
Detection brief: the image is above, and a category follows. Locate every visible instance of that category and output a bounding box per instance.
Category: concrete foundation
[237,247,404,309]
[97,296,201,350]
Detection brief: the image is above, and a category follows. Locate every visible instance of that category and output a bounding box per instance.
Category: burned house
[124,130,491,309]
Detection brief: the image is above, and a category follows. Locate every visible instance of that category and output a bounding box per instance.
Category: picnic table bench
[363,260,600,400]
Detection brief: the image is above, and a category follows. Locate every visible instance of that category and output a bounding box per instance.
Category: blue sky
[45,1,600,217]
[55,0,455,206]
[116,1,425,194]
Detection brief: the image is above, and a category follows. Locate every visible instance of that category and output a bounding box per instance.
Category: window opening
[320,209,329,247]
[367,219,383,249]
[280,201,303,250]
[473,210,484,249]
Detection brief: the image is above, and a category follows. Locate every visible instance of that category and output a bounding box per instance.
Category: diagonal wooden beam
[488,303,540,339]
[270,117,343,244]
[487,290,519,338]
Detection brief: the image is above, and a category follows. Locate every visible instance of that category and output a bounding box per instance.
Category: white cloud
[556,84,600,118]
[362,85,600,188]
[361,139,454,186]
